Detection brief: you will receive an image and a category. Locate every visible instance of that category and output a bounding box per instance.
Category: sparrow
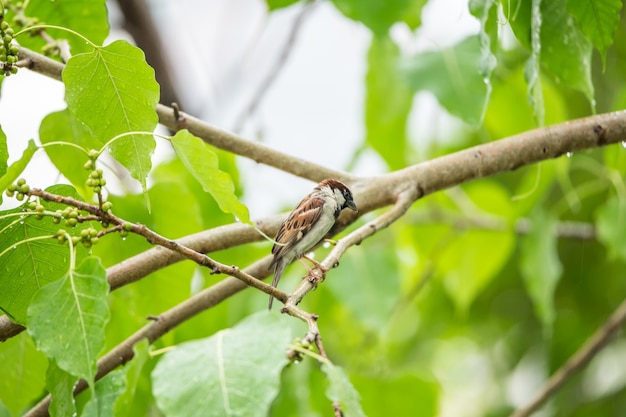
[268,179,357,310]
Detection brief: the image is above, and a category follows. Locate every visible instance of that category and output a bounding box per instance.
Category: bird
[268,178,357,310]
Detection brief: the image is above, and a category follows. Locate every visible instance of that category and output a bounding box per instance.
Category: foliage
[1,0,626,416]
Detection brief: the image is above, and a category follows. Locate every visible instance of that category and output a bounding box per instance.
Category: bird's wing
[270,196,325,263]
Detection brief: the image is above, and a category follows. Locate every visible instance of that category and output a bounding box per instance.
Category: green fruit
[93,186,101,193]
[28,201,37,210]
[89,170,100,179]
[88,149,99,159]
[99,178,107,186]
[16,192,24,201]
[5,189,14,197]
[9,66,17,74]
[16,178,26,186]
[36,204,45,213]
[102,201,112,211]
[66,218,77,227]
[5,28,13,36]
[19,184,29,193]
[0,22,9,30]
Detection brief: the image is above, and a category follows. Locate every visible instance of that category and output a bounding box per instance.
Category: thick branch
[510,297,626,417]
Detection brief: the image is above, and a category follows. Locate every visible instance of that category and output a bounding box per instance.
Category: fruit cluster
[84,151,107,195]
[0,18,19,76]
[5,178,30,200]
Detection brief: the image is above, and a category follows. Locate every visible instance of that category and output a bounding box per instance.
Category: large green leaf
[22,0,109,53]
[170,130,250,223]
[401,36,489,126]
[0,333,47,417]
[0,184,89,324]
[40,109,103,198]
[365,36,413,171]
[520,211,563,329]
[567,0,623,64]
[331,0,414,35]
[27,257,110,385]
[63,40,160,190]
[0,139,37,205]
[152,311,292,417]
[321,362,366,417]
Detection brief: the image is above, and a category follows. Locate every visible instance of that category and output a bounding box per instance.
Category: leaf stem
[40,141,90,155]
[0,234,56,259]
[98,131,169,156]
[13,24,96,48]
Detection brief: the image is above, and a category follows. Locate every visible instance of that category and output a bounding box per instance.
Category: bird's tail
[268,261,285,310]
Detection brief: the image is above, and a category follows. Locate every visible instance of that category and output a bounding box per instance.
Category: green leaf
[543,0,594,104]
[365,36,413,170]
[0,333,47,416]
[0,184,89,324]
[402,0,428,30]
[170,130,250,223]
[113,339,150,417]
[441,182,515,313]
[331,0,414,35]
[23,0,109,53]
[520,211,563,329]
[469,0,498,88]
[46,360,77,417]
[0,139,37,205]
[0,124,7,179]
[353,373,438,417]
[63,40,160,190]
[152,311,292,417]
[525,0,545,125]
[40,109,103,198]
[401,36,489,126]
[266,0,300,10]
[82,350,149,417]
[567,0,623,64]
[596,194,626,262]
[27,257,110,385]
[507,0,594,105]
[325,239,401,330]
[321,362,366,417]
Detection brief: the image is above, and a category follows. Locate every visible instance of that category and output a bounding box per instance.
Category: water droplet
[87,249,92,255]
[12,246,17,250]
[566,152,572,158]
[121,237,127,241]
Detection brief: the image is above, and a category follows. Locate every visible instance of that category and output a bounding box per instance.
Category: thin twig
[232,1,317,133]
[27,188,288,302]
[510,297,626,417]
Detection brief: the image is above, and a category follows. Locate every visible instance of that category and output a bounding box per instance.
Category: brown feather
[270,196,324,266]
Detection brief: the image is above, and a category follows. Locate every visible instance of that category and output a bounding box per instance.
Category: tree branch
[510,297,626,417]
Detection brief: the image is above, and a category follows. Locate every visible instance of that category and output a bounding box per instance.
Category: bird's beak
[346,199,357,212]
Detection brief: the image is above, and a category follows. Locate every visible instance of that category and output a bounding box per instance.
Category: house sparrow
[268,179,357,309]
